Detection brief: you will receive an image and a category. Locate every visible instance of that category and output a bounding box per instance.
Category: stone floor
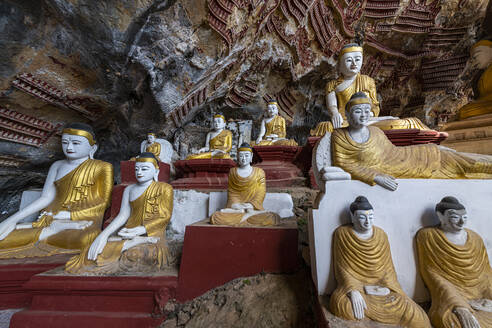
[0,309,22,328]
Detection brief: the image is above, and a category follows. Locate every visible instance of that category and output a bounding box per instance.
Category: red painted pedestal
[172,159,236,190]
[120,161,170,184]
[177,220,298,302]
[252,146,304,187]
[0,255,72,309]
[11,272,178,328]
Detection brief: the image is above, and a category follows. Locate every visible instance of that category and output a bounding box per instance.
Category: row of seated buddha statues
[314,92,492,192]
[441,39,492,155]
[330,195,491,328]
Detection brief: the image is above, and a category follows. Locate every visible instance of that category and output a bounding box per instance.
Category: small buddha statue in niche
[143,133,161,159]
[416,197,492,328]
[0,123,113,258]
[131,132,173,164]
[310,43,428,136]
[330,196,430,327]
[321,92,492,191]
[458,39,492,120]
[210,143,280,226]
[253,100,297,146]
[186,114,233,159]
[66,153,173,274]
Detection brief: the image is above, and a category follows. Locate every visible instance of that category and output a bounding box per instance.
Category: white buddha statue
[186,114,233,159]
[253,100,297,146]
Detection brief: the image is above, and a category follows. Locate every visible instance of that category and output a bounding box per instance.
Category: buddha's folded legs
[210,211,279,226]
[186,152,213,160]
[0,228,43,249]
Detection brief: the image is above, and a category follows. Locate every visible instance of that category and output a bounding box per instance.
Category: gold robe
[458,64,492,120]
[311,74,380,136]
[330,225,430,327]
[210,167,279,226]
[331,126,492,185]
[186,130,233,159]
[65,181,173,274]
[254,115,297,146]
[145,142,161,159]
[0,159,113,258]
[416,227,492,328]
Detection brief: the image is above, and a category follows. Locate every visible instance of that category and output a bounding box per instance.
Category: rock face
[161,268,316,328]
[0,0,491,211]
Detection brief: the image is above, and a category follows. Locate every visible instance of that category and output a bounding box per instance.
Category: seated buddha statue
[319,92,492,191]
[186,114,233,159]
[457,39,492,120]
[66,153,173,274]
[143,133,161,159]
[0,123,113,258]
[253,100,297,146]
[330,196,430,327]
[210,143,280,226]
[416,197,492,328]
[130,132,173,164]
[310,43,428,137]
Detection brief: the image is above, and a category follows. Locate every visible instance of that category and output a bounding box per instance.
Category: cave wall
[0,0,490,212]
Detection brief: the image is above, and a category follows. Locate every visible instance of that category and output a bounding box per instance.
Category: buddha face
[61,134,94,160]
[339,51,363,77]
[347,103,371,128]
[135,162,157,184]
[213,117,226,130]
[471,46,492,70]
[438,208,468,233]
[237,150,252,167]
[267,104,278,118]
[147,134,156,144]
[351,209,374,234]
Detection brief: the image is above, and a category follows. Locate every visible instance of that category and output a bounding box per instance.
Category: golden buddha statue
[210,143,280,226]
[186,114,233,159]
[457,39,492,120]
[0,123,113,258]
[310,43,428,137]
[66,153,173,274]
[252,100,297,146]
[327,92,492,191]
[416,197,492,328]
[144,133,161,159]
[330,196,430,327]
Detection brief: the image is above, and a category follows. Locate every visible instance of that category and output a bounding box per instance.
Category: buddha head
[349,196,374,234]
[61,122,97,160]
[266,100,279,118]
[237,143,253,168]
[346,92,372,128]
[135,152,159,183]
[470,39,492,70]
[338,43,363,77]
[147,133,156,144]
[213,114,226,131]
[435,196,467,233]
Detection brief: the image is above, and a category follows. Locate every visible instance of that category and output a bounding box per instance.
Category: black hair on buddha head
[349,196,373,214]
[138,152,158,162]
[64,122,96,140]
[435,196,465,214]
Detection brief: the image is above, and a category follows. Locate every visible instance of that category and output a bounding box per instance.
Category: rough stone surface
[160,267,316,328]
[169,189,209,238]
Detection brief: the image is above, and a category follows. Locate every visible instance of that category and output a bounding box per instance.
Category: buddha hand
[374,174,398,191]
[0,220,15,241]
[118,226,146,239]
[331,111,344,129]
[198,147,209,153]
[349,290,367,320]
[53,211,71,220]
[266,134,278,140]
[87,233,109,260]
[454,307,481,328]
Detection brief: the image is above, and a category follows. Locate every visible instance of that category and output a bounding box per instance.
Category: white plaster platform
[309,179,492,302]
[208,192,295,218]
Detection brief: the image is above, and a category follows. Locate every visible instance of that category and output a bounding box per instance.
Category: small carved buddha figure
[330,196,431,327]
[186,114,233,159]
[210,143,280,226]
[253,100,297,146]
[311,43,428,136]
[0,123,113,258]
[66,153,173,274]
[416,197,492,328]
[327,92,492,191]
[143,133,161,159]
[458,39,492,120]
